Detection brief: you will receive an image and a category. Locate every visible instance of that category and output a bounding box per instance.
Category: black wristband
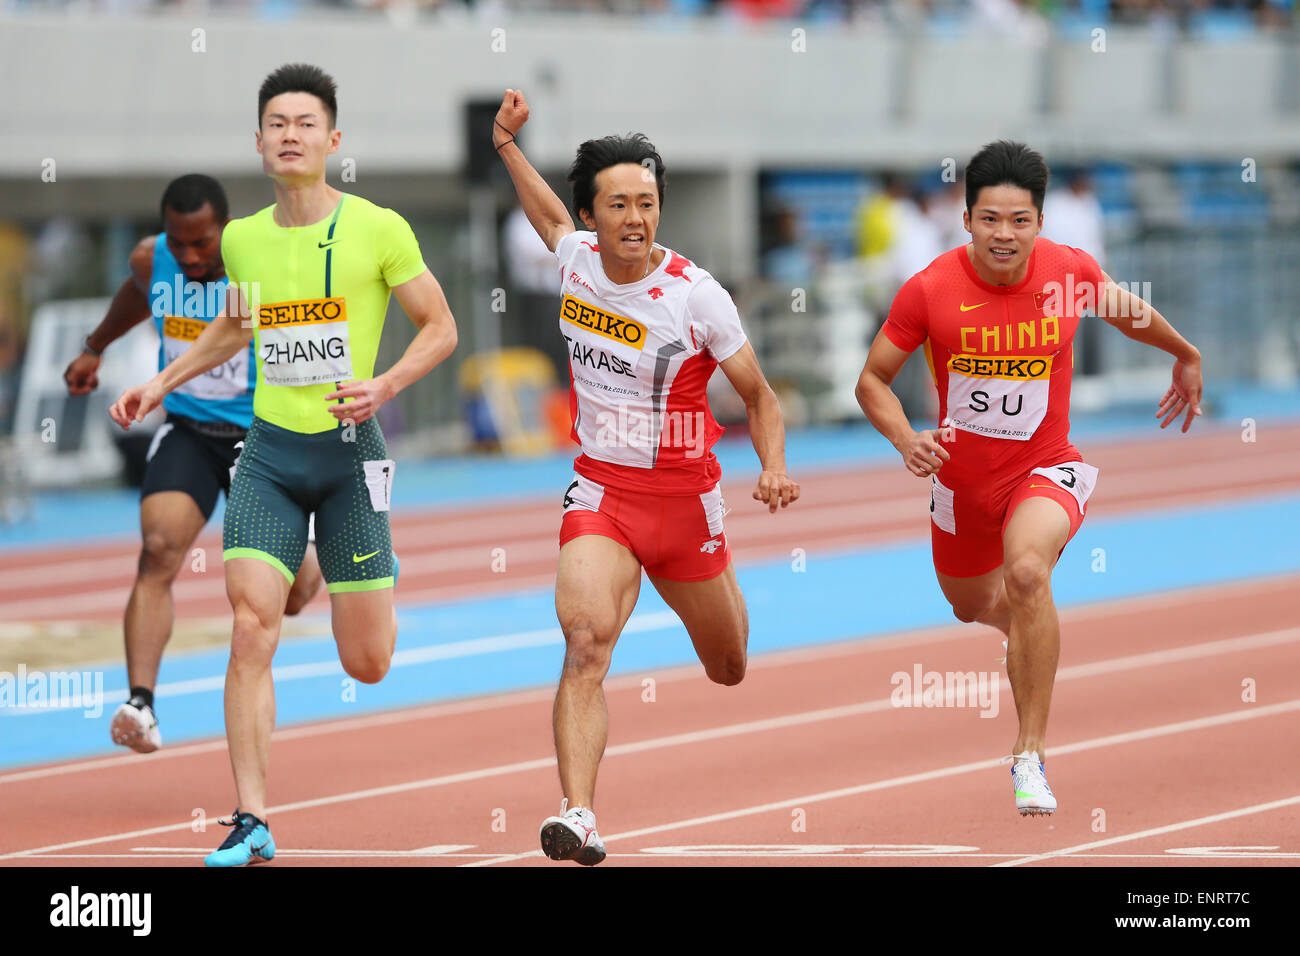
[82,335,103,357]
[494,119,516,151]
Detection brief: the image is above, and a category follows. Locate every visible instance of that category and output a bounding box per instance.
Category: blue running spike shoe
[204,809,275,867]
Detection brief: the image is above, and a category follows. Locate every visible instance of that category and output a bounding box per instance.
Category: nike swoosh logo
[1028,484,1056,490]
[251,840,269,853]
[353,550,381,563]
[959,302,988,312]
[318,239,341,249]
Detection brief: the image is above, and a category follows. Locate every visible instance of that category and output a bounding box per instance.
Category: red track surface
[1,575,1296,866]
[1,421,1297,866]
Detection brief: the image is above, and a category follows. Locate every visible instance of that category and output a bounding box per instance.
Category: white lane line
[14,850,1298,863]
[12,567,1297,716]
[3,691,1297,862]
[2,597,1295,784]
[10,851,501,861]
[8,446,1300,602]
[461,698,1300,866]
[0,610,683,715]
[132,845,479,856]
[992,797,1300,867]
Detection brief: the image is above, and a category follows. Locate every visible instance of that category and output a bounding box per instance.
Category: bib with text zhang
[162,316,250,401]
[257,297,352,387]
[945,353,1052,441]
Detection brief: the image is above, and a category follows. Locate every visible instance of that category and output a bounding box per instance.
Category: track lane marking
[462,698,1300,866]
[3,582,1296,783]
[4,694,1297,863]
[993,799,1300,867]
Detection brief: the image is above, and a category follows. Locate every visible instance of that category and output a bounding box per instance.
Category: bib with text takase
[162,315,250,402]
[944,353,1053,441]
[559,293,649,380]
[257,297,352,386]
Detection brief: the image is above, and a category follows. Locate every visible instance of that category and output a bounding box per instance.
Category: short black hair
[567,133,666,222]
[160,173,229,225]
[258,63,338,129]
[965,140,1050,215]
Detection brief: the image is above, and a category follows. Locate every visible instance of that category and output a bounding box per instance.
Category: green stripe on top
[324,196,343,298]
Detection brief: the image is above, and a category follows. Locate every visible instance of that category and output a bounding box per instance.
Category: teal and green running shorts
[223,416,395,592]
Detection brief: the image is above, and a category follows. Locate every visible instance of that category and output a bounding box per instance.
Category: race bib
[945,353,1052,441]
[257,297,352,387]
[162,316,249,402]
[362,459,395,512]
[1027,461,1099,514]
[559,294,648,373]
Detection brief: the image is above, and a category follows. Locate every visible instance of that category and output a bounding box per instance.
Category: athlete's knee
[1003,552,1052,601]
[561,622,615,682]
[137,531,186,580]
[340,649,390,684]
[229,605,278,670]
[951,603,985,624]
[704,647,746,686]
[700,611,747,685]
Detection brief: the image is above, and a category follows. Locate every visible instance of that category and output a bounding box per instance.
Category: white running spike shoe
[110,697,161,753]
[539,799,607,865]
[1009,750,1056,816]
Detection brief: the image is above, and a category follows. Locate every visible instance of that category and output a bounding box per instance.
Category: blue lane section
[4,492,1298,769]
[6,387,1299,549]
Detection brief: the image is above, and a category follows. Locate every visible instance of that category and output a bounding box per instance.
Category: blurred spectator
[762,207,821,283]
[971,0,1049,40]
[1,0,1291,31]
[892,187,945,286]
[30,218,94,304]
[1041,167,1106,374]
[856,172,909,260]
[1041,167,1106,267]
[0,223,31,435]
[500,204,566,377]
[928,175,971,252]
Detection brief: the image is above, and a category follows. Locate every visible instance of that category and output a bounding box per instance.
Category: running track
[1,421,1298,865]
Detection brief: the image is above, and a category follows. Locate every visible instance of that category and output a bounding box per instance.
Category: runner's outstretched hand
[109,381,165,429]
[753,470,799,514]
[494,89,529,148]
[1158,356,1203,432]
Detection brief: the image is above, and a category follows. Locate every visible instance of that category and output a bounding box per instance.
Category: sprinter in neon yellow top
[110,64,458,867]
[223,194,426,434]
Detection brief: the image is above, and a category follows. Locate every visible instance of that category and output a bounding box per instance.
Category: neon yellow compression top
[221,193,426,434]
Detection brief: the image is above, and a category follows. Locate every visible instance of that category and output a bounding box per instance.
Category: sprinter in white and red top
[494,88,800,866]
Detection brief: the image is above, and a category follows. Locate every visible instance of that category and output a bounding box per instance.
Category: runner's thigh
[555,533,642,645]
[648,558,747,671]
